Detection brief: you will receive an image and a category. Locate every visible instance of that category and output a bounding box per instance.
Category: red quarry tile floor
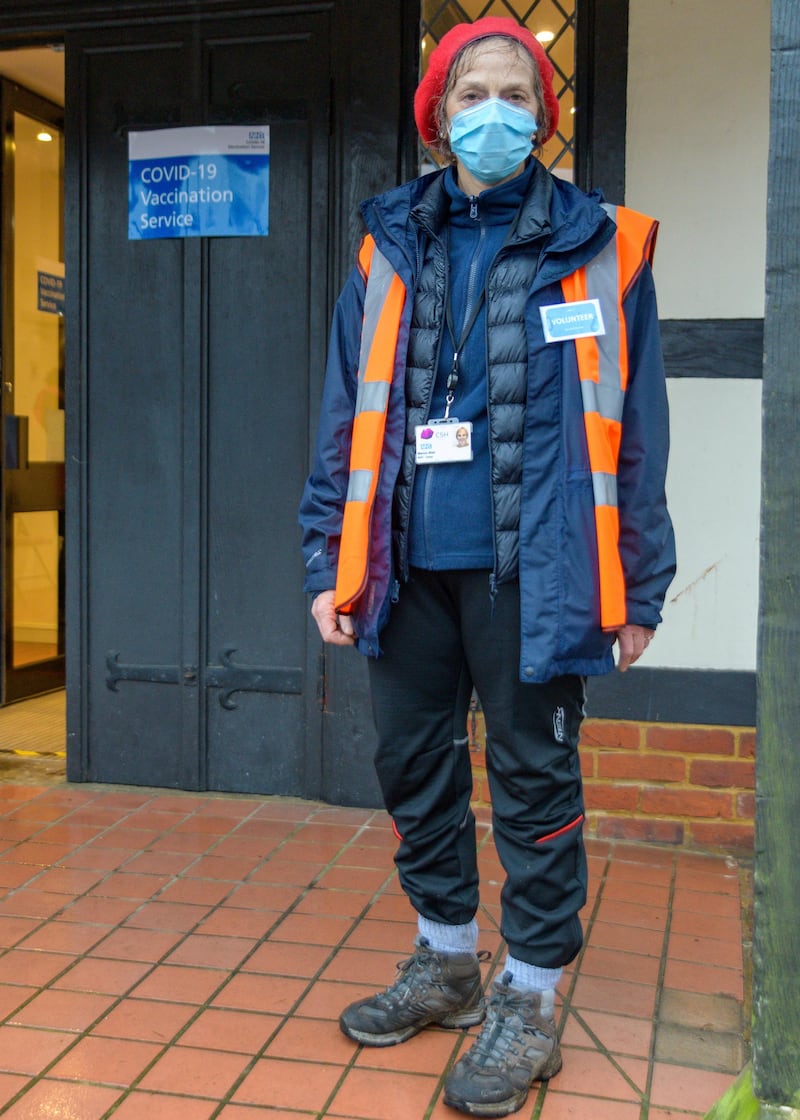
[0,781,751,1119]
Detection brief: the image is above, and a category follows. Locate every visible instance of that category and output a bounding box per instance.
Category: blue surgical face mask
[448,97,538,186]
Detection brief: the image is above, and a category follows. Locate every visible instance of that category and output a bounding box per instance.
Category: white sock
[503,954,561,1016]
[417,915,478,955]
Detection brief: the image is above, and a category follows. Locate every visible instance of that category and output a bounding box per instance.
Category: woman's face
[443,42,540,134]
[441,41,540,193]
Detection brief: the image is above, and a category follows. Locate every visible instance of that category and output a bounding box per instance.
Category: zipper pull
[469,196,479,220]
[488,573,498,614]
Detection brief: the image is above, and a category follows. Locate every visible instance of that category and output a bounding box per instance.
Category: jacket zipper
[418,198,485,570]
[462,197,485,336]
[483,229,539,603]
[469,202,498,596]
[486,315,499,609]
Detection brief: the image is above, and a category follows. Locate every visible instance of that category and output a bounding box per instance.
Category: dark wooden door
[66,13,329,794]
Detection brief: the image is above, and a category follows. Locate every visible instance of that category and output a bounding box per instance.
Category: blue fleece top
[407,161,536,571]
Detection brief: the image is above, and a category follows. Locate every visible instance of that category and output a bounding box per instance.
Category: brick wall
[468,713,755,854]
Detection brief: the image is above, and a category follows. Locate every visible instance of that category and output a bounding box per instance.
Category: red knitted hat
[415,17,560,148]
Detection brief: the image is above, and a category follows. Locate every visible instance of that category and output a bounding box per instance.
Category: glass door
[0,79,65,702]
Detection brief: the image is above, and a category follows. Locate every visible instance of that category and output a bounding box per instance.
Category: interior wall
[626,0,769,677]
[13,111,62,642]
[0,48,64,106]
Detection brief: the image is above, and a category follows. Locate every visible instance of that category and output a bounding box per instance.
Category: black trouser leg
[368,569,587,966]
[457,575,587,968]
[368,570,478,925]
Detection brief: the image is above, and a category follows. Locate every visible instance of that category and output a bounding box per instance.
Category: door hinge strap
[105,647,303,710]
[207,646,303,710]
[106,651,183,689]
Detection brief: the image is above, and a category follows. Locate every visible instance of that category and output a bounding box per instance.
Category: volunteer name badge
[128,125,269,239]
[540,299,605,343]
[415,420,474,464]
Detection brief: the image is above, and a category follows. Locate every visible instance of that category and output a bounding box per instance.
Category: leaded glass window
[420,0,576,180]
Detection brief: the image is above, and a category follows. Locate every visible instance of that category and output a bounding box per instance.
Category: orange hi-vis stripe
[334,236,406,614]
[560,204,658,630]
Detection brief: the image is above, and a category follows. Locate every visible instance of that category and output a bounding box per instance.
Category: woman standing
[299,17,674,1117]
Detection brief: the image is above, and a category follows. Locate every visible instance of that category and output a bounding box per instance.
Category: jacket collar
[360,161,616,284]
[407,160,553,243]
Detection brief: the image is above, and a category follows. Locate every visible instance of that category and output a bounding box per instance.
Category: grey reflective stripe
[357,245,396,392]
[580,379,625,424]
[346,246,396,510]
[585,202,623,510]
[356,378,391,415]
[591,471,617,508]
[346,469,373,503]
[584,232,623,421]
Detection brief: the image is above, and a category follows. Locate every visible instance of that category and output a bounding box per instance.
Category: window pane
[419,0,576,180]
[12,511,61,667]
[13,111,65,464]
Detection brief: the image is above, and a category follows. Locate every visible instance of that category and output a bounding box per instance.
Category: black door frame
[0,77,66,703]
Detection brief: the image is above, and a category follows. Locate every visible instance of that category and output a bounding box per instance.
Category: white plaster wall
[626,0,770,319]
[625,0,768,678]
[637,379,761,671]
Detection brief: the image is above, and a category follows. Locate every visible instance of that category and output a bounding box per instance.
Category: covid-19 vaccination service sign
[128,125,269,240]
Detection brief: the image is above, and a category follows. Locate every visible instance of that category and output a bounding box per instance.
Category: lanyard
[443,286,486,419]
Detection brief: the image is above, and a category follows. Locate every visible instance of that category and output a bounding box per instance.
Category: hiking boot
[339,936,486,1047]
[443,971,562,1117]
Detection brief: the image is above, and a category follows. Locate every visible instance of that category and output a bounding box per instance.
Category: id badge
[415,419,473,464]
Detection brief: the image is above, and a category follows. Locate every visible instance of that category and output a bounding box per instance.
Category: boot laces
[374,941,440,1008]
[467,977,549,1070]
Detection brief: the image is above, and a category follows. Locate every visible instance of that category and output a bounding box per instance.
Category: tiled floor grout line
[227,820,504,1120]
[97,817,403,1118]
[311,1045,380,1120]
[525,842,615,1119]
[0,790,749,1119]
[185,863,404,1117]
[0,792,316,982]
[0,795,304,1114]
[737,856,754,1059]
[423,1029,474,1120]
[1,792,382,944]
[638,847,678,1120]
[566,1006,648,1103]
[1,787,269,895]
[0,797,398,1118]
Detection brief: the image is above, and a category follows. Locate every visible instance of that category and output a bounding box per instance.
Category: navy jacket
[299,164,676,682]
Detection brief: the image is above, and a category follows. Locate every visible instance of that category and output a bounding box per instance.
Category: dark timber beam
[705,0,800,1116]
[575,0,628,200]
[752,0,800,1105]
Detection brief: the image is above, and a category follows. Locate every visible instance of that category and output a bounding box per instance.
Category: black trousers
[368,568,587,968]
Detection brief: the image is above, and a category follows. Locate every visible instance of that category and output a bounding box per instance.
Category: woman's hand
[311,589,356,646]
[615,624,655,672]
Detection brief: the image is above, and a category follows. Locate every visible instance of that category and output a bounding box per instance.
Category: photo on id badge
[415,419,474,463]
